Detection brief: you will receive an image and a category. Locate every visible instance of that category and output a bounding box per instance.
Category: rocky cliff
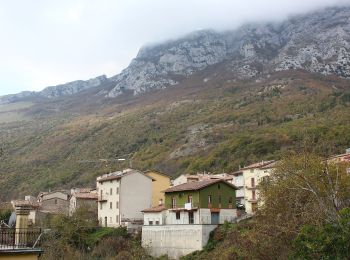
[0,75,109,104]
[108,6,350,97]
[1,6,350,102]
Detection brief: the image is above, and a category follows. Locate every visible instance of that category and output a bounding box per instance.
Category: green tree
[293,207,350,259]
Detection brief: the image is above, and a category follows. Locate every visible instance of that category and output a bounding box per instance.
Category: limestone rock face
[40,75,109,98]
[2,6,350,102]
[108,30,229,97]
[0,75,109,103]
[107,6,350,97]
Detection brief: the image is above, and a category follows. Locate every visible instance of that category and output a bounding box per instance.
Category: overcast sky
[0,0,349,96]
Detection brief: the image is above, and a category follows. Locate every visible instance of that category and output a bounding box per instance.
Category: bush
[92,237,128,258]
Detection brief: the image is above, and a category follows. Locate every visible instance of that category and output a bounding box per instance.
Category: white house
[230,170,245,205]
[172,173,233,186]
[141,179,238,259]
[96,168,153,228]
[240,160,276,214]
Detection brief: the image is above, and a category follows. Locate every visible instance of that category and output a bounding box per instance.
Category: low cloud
[0,0,348,95]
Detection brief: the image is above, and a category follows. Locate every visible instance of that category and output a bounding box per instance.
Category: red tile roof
[163,179,237,193]
[97,169,155,183]
[74,193,98,200]
[142,205,166,213]
[241,160,275,170]
[73,188,95,193]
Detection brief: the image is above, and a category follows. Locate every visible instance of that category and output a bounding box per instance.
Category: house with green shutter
[141,179,238,258]
[142,179,238,225]
[163,179,237,224]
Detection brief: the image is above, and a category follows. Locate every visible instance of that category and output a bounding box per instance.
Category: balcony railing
[166,202,200,210]
[0,228,42,250]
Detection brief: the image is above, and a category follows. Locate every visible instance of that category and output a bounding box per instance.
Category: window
[149,221,153,225]
[116,201,119,209]
[251,178,255,187]
[208,195,212,204]
[116,215,119,223]
[188,212,194,224]
[110,202,112,209]
[100,190,103,198]
[252,190,256,200]
[155,221,159,225]
[229,197,233,203]
[176,212,180,220]
[252,203,258,213]
[116,187,119,194]
[100,203,103,210]
[172,197,176,208]
[218,184,221,189]
[54,199,57,204]
[110,188,113,195]
[188,195,193,205]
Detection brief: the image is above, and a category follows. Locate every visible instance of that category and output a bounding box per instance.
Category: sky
[0,0,349,96]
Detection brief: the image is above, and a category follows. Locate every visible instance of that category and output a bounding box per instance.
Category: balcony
[166,202,199,211]
[98,196,107,202]
[0,228,42,251]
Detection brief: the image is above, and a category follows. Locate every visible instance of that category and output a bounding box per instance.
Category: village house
[69,188,98,216]
[37,190,70,215]
[141,179,238,258]
[328,148,350,163]
[230,170,245,206]
[172,174,188,186]
[240,160,276,215]
[144,170,171,207]
[172,172,233,186]
[96,168,153,229]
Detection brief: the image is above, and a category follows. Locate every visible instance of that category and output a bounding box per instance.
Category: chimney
[15,203,31,246]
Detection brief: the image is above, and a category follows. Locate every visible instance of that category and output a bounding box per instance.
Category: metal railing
[0,228,42,250]
[166,202,200,209]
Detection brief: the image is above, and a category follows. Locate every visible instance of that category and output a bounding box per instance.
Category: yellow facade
[243,166,273,214]
[0,253,41,260]
[145,171,171,207]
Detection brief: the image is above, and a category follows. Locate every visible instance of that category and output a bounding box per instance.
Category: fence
[0,228,42,250]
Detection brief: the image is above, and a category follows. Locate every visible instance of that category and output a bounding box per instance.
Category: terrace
[0,228,43,256]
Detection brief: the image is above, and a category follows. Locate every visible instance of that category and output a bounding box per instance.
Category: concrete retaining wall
[142,224,217,259]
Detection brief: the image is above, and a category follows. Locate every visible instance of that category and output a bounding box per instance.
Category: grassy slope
[0,69,350,200]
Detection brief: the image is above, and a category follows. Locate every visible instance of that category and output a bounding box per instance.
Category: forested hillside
[1,6,350,200]
[0,68,350,200]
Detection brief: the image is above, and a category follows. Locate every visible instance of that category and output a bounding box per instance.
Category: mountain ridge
[1,5,350,103]
[0,75,110,104]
